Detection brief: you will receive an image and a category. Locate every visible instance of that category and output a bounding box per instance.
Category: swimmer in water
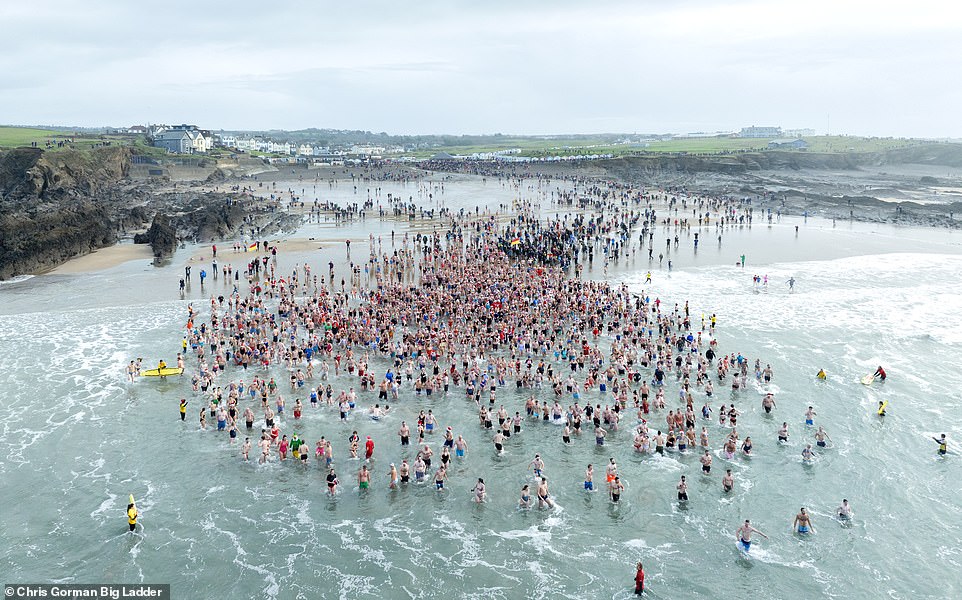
[805,406,816,426]
[609,476,624,503]
[327,468,339,495]
[473,478,486,503]
[736,519,768,552]
[529,454,545,478]
[537,477,554,509]
[762,393,776,414]
[802,444,815,461]
[793,507,814,534]
[389,463,399,490]
[700,450,712,474]
[837,499,853,520]
[676,475,688,501]
[933,434,947,455]
[634,561,645,595]
[722,469,734,492]
[520,484,531,508]
[815,427,832,448]
[816,369,827,380]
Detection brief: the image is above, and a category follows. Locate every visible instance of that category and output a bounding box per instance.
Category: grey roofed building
[153,130,192,153]
[430,152,456,160]
[767,138,808,150]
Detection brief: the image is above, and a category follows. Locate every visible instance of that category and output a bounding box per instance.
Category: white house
[185,130,212,153]
[269,141,294,155]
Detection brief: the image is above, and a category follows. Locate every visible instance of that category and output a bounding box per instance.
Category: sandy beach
[47,243,155,275]
[184,239,335,266]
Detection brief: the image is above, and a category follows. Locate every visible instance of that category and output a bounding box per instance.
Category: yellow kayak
[141,367,183,377]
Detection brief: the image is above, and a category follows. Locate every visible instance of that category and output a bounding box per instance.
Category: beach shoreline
[45,242,155,275]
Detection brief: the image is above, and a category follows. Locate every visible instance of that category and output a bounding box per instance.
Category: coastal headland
[2,141,961,280]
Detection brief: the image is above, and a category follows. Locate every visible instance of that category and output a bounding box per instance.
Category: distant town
[1,122,934,164]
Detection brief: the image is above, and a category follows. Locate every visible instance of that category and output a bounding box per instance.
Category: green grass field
[0,126,148,152]
[0,126,64,148]
[416,135,927,159]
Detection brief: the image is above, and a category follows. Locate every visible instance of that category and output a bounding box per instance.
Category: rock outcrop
[0,146,141,279]
[0,146,297,279]
[133,213,177,258]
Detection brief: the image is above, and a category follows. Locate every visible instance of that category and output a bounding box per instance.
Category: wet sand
[47,244,154,275]
[184,239,334,266]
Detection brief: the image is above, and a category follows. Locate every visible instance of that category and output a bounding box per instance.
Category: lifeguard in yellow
[127,495,138,532]
[816,369,826,380]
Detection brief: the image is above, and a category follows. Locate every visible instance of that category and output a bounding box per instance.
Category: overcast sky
[1,1,959,137]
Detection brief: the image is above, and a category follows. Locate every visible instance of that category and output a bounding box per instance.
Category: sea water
[1,176,961,599]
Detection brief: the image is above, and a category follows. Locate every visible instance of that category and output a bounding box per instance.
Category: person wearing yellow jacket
[127,496,138,532]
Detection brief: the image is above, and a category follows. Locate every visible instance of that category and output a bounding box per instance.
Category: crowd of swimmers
[151,173,949,591]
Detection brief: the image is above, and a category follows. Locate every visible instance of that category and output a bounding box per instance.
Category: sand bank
[47,244,154,275]
[185,239,334,265]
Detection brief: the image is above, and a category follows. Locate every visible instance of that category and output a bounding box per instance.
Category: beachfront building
[152,130,192,154]
[216,135,237,148]
[269,141,295,155]
[768,138,809,150]
[152,125,212,153]
[234,138,259,152]
[739,126,781,138]
[190,130,213,153]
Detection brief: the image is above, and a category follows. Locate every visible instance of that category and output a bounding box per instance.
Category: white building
[350,145,385,155]
[269,141,294,154]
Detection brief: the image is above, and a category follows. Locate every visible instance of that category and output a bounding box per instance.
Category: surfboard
[141,367,183,377]
[129,494,135,505]
[860,374,874,385]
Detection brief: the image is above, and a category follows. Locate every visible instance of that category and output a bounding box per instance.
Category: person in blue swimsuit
[793,507,814,534]
[736,519,768,551]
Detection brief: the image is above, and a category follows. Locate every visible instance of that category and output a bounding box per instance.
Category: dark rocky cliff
[0,146,301,279]
[0,146,143,279]
[592,146,962,182]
